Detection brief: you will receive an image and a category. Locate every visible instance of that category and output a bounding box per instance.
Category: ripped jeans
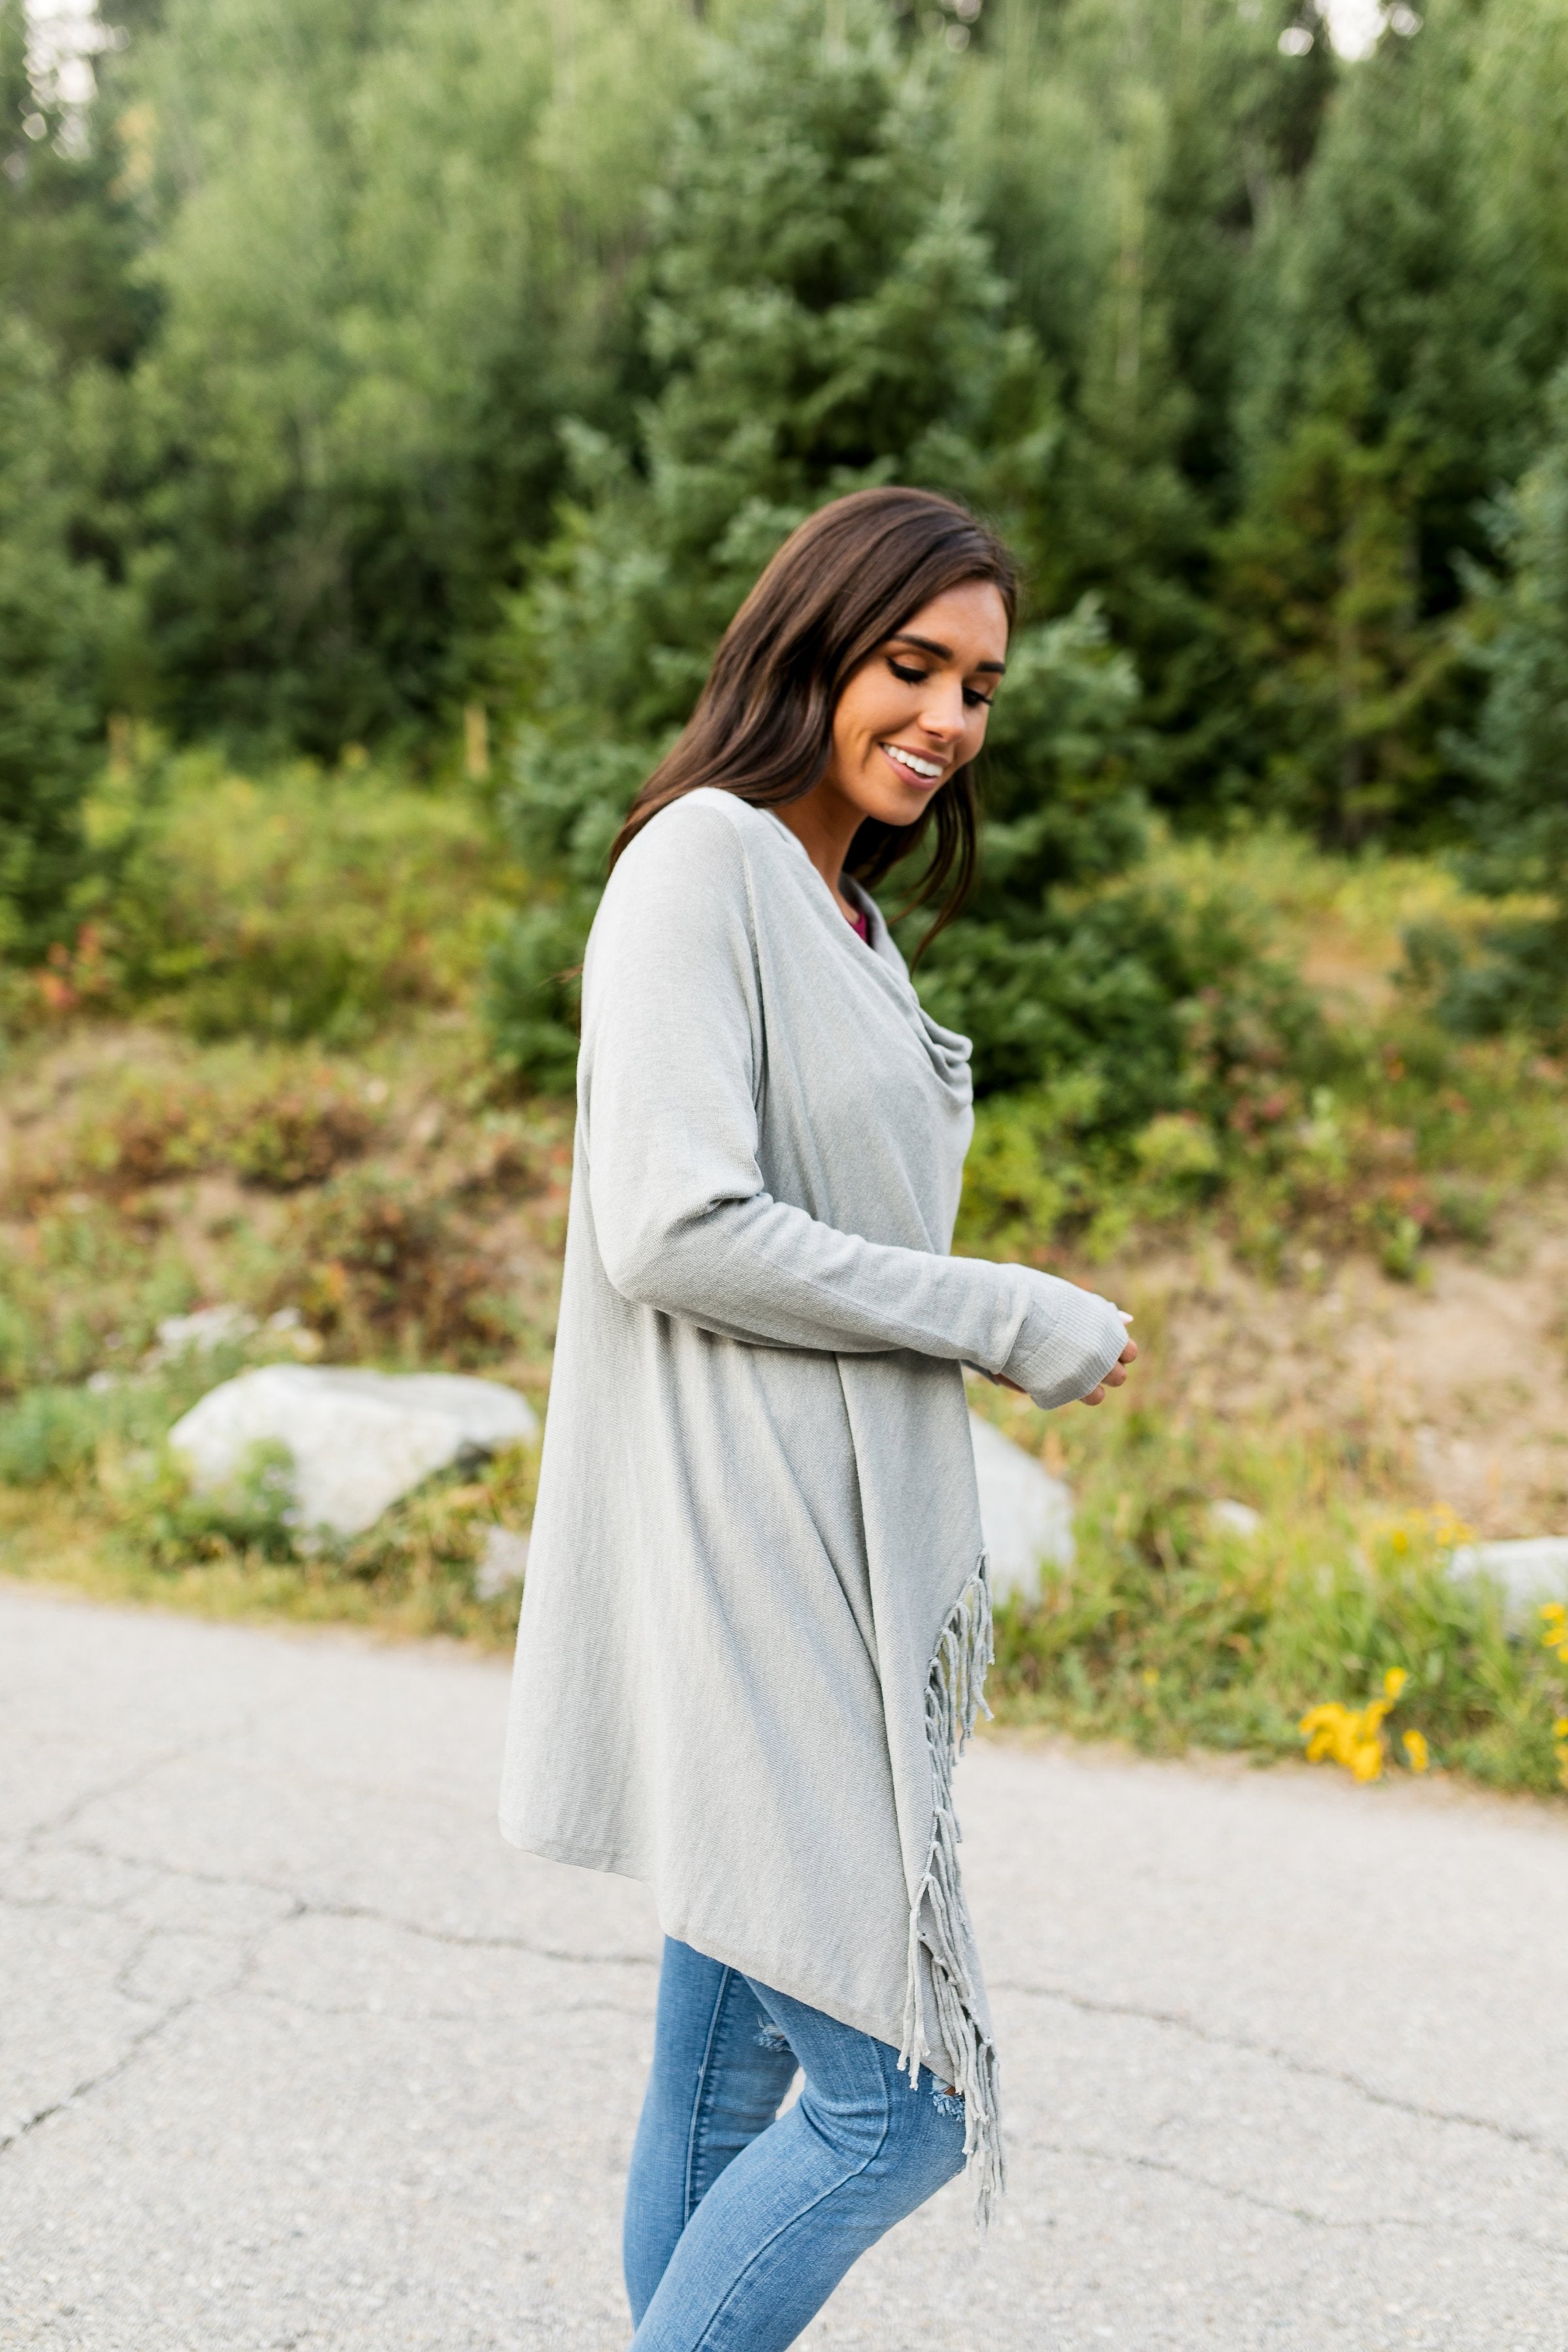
[623,1936,967,2351]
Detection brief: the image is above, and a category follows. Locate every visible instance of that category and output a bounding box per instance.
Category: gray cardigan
[499,789,1126,2212]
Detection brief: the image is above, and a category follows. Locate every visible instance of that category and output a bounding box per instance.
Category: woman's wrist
[1004,1275,1127,1412]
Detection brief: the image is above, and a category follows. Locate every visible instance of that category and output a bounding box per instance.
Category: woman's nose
[919,684,968,742]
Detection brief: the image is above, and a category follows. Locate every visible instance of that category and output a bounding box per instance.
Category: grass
[0,1441,538,1647]
[972,1362,1565,1800]
[0,769,1564,1796]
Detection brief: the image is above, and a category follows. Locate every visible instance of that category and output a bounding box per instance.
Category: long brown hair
[608,487,1017,947]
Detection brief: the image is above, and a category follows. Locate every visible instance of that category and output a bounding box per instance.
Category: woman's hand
[988,1310,1137,1407]
[1078,1333,1137,1408]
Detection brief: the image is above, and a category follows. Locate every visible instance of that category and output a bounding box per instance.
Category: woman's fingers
[1078,1334,1139,1407]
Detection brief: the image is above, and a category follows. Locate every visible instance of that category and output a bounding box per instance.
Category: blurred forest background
[4,0,1568,1784]
[8,0,1568,1061]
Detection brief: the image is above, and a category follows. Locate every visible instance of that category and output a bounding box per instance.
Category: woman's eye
[887,659,928,685]
[962,687,994,710]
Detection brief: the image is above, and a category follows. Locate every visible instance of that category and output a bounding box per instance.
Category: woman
[500,487,1135,2349]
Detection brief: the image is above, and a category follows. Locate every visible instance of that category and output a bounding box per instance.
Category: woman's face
[824,578,1009,831]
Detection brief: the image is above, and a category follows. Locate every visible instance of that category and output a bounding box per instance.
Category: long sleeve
[580,800,1124,1413]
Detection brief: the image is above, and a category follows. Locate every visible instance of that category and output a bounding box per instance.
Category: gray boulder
[1448,1537,1568,1631]
[169,1367,538,1539]
[970,1411,1075,1605]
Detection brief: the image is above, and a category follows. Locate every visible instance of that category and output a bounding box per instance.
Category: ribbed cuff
[1007,1276,1126,1411]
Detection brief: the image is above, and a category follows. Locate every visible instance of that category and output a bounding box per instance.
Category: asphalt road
[3,1582,1566,2351]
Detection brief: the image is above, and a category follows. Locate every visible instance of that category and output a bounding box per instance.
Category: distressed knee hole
[756,2022,792,2053]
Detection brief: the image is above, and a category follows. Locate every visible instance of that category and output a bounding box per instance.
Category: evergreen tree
[0,315,127,949]
[0,3,150,947]
[1428,370,1568,1040]
[0,0,156,376]
[489,0,1062,1084]
[1468,0,1568,401]
[1226,0,1513,840]
[1220,408,1450,843]
[124,0,697,753]
[958,0,1339,817]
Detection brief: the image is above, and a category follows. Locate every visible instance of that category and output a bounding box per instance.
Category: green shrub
[0,1333,258,1484]
[0,1203,200,1394]
[3,1050,380,1209]
[97,1438,541,1646]
[0,1383,108,1485]
[65,754,518,1043]
[111,1437,300,1570]
[271,1170,517,1365]
[483,897,589,1094]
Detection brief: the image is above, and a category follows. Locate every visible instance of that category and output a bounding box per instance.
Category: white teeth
[882,743,943,781]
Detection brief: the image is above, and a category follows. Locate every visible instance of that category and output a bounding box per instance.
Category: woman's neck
[772,782,863,919]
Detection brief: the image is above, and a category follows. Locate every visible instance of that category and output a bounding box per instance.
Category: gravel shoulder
[3,1583,1566,2351]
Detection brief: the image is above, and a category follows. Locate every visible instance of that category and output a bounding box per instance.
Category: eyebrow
[889,630,1006,676]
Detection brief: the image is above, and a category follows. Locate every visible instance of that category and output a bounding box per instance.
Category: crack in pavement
[20,1748,191,1842]
[25,1833,656,1968]
[998,1974,1568,2173]
[0,1923,270,2161]
[301,1897,657,1970]
[0,1820,654,2170]
[247,1986,651,2028]
[1027,2133,1568,2261]
[0,1997,195,2157]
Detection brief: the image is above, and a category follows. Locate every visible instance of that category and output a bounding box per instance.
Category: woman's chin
[855,776,938,830]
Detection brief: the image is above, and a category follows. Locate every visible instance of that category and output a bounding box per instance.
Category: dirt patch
[1099,1191,1568,1537]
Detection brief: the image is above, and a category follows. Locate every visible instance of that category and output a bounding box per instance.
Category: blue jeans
[623,1936,966,2349]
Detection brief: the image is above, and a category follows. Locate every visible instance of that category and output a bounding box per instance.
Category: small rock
[169,1367,538,1539]
[474,1524,531,1600]
[970,1413,1075,1605]
[150,1303,257,1362]
[1448,1537,1568,1631]
[1210,1498,1264,1539]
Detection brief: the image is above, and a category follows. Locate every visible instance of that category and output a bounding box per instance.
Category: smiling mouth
[879,742,947,786]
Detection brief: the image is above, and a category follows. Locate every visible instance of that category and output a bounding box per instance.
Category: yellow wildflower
[1402,1729,1429,1773]
[1300,1699,1385,1780]
[1299,1669,1422,1786]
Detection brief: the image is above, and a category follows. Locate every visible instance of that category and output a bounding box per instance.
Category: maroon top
[845,902,870,943]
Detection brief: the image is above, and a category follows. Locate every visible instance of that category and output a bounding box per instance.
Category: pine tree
[1431,369,1568,1041]
[124,0,696,751]
[487,0,1256,1128]
[488,0,1070,1086]
[0,5,147,946]
[1226,0,1513,840]
[1221,409,1450,843]
[958,0,1341,818]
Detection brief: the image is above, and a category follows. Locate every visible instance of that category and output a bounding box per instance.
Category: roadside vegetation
[4,1,1568,1790]
[0,757,1563,1799]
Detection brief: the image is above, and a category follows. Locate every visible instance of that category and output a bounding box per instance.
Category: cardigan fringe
[897,1556,1005,2223]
